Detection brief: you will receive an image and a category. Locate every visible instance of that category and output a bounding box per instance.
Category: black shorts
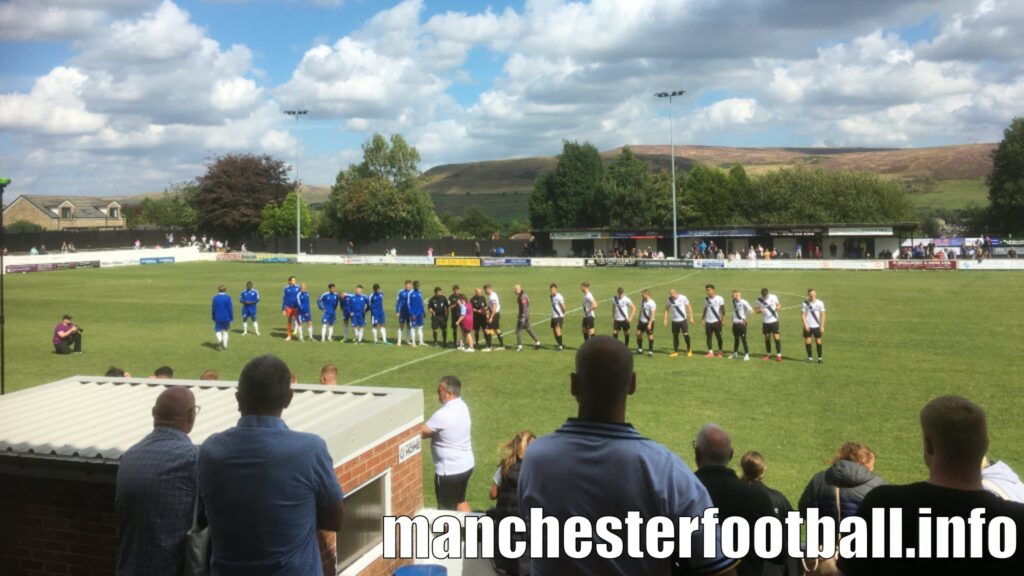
[672,320,689,335]
[488,312,501,331]
[582,316,595,330]
[613,320,631,332]
[473,314,486,330]
[637,321,654,334]
[732,322,748,336]
[705,321,722,335]
[435,468,473,510]
[763,322,780,335]
[432,316,447,330]
[550,317,564,329]
[803,327,822,338]
[451,314,461,327]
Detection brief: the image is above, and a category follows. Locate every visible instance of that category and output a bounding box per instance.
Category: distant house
[2,195,126,231]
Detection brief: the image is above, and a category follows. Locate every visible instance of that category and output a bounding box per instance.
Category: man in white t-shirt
[420,376,474,511]
[635,289,657,357]
[801,288,827,364]
[730,289,753,361]
[483,284,505,351]
[663,288,694,358]
[549,283,566,351]
[701,284,726,358]
[580,282,598,341]
[610,287,636,349]
[755,287,783,362]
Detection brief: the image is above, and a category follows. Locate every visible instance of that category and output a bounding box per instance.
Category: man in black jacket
[694,423,781,576]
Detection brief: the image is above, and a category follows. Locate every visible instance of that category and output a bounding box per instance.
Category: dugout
[0,376,424,576]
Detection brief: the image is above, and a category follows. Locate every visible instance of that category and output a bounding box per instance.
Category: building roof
[0,376,423,467]
[10,195,123,220]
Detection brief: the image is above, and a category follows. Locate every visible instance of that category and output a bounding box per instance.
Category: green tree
[192,154,291,239]
[258,191,313,238]
[529,141,606,229]
[321,134,448,241]
[447,206,500,239]
[5,220,42,233]
[604,146,672,228]
[137,181,198,230]
[986,117,1024,235]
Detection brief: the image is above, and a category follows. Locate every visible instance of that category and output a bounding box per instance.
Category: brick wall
[0,473,117,576]
[322,423,424,576]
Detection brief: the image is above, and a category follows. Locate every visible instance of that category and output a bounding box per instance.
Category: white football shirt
[550,293,566,318]
[704,295,726,323]
[488,292,500,314]
[611,295,634,321]
[667,295,689,322]
[733,298,753,323]
[639,299,657,323]
[757,294,780,324]
[583,292,597,318]
[802,299,826,328]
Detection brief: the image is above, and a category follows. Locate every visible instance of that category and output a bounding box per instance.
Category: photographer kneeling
[53,314,83,354]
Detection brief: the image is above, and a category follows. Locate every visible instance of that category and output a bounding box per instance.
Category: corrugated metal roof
[0,376,423,466]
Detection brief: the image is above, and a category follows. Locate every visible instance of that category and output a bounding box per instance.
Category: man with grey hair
[421,375,474,511]
[694,423,779,576]
[116,387,199,576]
[839,396,1024,575]
[513,284,541,352]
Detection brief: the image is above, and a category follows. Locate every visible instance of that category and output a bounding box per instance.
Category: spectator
[116,387,199,576]
[199,369,219,380]
[693,424,778,576]
[319,364,338,386]
[153,366,174,379]
[197,355,344,574]
[420,376,474,511]
[740,451,800,576]
[798,441,883,521]
[52,314,82,354]
[839,396,1024,575]
[518,336,738,575]
[982,457,1024,503]
[105,367,131,378]
[487,430,536,576]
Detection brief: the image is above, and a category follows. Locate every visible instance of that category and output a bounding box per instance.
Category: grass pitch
[4,263,1023,510]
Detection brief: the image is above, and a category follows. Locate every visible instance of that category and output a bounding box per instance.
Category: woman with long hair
[487,430,536,575]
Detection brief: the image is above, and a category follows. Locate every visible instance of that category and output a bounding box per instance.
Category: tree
[604,147,672,228]
[986,117,1024,235]
[5,220,42,233]
[444,206,500,239]
[529,141,606,229]
[192,154,291,239]
[321,134,448,241]
[258,191,313,238]
[137,181,198,230]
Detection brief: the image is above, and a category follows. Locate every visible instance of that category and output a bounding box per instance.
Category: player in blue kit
[317,283,340,343]
[395,280,412,346]
[282,276,301,340]
[370,284,388,344]
[339,290,353,342]
[211,285,233,350]
[408,280,426,346]
[239,281,260,336]
[348,285,370,343]
[296,283,313,341]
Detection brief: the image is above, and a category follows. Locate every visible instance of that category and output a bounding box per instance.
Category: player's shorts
[473,313,487,330]
[372,311,386,326]
[637,320,654,335]
[672,320,689,335]
[550,317,564,329]
[705,321,722,335]
[284,305,298,318]
[435,468,473,511]
[298,311,312,323]
[342,309,352,321]
[432,316,447,330]
[582,316,595,330]
[242,305,257,320]
[351,313,366,327]
[322,313,337,325]
[803,327,822,338]
[733,322,748,336]
[762,322,780,335]
[398,312,410,325]
[451,314,461,327]
[488,313,501,331]
[613,320,631,332]
[214,321,231,332]
[411,315,424,328]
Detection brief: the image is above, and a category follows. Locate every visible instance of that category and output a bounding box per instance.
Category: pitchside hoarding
[887,260,957,270]
[435,257,481,267]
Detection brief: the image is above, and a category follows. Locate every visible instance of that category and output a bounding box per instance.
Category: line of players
[214,277,826,361]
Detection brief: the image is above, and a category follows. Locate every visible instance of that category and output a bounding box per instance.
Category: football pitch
[4,263,1023,510]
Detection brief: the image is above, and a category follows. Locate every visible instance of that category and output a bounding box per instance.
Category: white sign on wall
[397,436,422,464]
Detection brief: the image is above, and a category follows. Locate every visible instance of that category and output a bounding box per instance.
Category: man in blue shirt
[239,281,260,336]
[370,284,388,344]
[317,283,340,343]
[518,336,739,576]
[339,291,353,342]
[212,285,233,350]
[395,280,412,346]
[348,285,370,343]
[117,386,199,576]
[282,276,301,341]
[408,280,426,346]
[296,283,313,342]
[197,355,345,576]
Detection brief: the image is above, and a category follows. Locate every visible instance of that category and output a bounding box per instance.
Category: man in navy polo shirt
[197,355,344,575]
[518,336,738,575]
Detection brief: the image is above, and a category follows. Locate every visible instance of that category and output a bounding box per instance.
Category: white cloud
[0,0,152,42]
[0,67,106,135]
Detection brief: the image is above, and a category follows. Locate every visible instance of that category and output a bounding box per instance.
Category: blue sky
[1,0,1022,196]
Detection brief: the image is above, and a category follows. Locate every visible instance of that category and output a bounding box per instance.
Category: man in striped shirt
[635,288,656,357]
[730,289,753,361]
[610,286,636,349]
[580,282,598,341]
[549,283,566,351]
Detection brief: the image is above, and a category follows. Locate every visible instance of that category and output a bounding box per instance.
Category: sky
[1,0,1022,196]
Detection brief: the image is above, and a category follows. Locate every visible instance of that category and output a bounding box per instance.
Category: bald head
[695,423,733,468]
[571,336,636,422]
[152,386,196,434]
